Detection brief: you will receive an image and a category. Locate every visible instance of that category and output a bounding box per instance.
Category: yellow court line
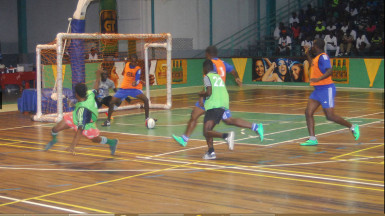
[331,144,384,160]
[190,166,384,192]
[35,198,112,214]
[0,161,198,207]
[2,137,383,185]
[380,161,384,164]
[0,142,22,146]
[260,167,384,183]
[353,154,385,158]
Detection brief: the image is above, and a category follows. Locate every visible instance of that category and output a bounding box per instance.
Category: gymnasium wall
[166,58,384,89]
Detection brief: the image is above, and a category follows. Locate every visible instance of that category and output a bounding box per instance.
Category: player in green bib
[45,69,118,155]
[200,59,235,160]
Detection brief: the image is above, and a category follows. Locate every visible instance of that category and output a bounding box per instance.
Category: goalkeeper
[102,54,153,127]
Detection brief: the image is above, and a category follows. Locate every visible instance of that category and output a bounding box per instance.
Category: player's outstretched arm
[93,68,103,90]
[230,70,242,86]
[67,128,83,155]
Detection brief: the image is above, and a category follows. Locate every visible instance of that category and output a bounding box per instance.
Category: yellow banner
[232,58,247,81]
[52,64,66,82]
[155,59,187,85]
[364,59,382,87]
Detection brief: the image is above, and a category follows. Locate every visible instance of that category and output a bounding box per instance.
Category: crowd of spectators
[273,0,384,57]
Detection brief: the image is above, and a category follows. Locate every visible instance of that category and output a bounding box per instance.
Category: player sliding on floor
[301,38,360,146]
[172,46,263,147]
[44,69,118,155]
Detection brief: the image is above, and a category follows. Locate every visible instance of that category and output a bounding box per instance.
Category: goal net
[33,33,172,122]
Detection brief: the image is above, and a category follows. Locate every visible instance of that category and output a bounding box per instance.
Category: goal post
[33,32,172,123]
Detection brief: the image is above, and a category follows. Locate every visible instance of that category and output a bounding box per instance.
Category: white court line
[136,156,384,188]
[0,195,83,213]
[0,124,48,131]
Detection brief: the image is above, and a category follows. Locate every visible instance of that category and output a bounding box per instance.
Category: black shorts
[204,108,225,124]
[96,96,113,108]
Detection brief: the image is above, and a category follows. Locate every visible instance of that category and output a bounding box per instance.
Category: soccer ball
[146,118,156,129]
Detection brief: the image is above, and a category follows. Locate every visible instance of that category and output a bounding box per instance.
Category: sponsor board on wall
[252,57,309,82]
[252,57,349,84]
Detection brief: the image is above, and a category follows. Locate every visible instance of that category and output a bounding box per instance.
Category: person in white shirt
[87,47,99,60]
[326,21,336,33]
[276,32,292,56]
[274,22,285,40]
[301,34,313,55]
[356,32,371,55]
[324,31,340,56]
[289,12,300,28]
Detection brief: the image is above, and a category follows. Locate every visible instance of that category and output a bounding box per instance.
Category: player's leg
[172,105,205,147]
[104,96,121,125]
[301,98,321,146]
[322,107,359,140]
[222,109,264,141]
[91,135,119,155]
[45,114,72,150]
[203,109,235,157]
[135,93,150,119]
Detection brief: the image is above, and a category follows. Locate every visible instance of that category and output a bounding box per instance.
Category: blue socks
[182,135,189,142]
[252,123,259,131]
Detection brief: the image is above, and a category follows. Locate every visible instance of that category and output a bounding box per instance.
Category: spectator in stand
[87,47,99,60]
[274,22,285,40]
[341,21,350,33]
[291,22,301,42]
[345,1,359,19]
[289,12,300,28]
[340,29,354,56]
[301,20,314,40]
[365,20,377,40]
[356,31,371,55]
[315,21,326,39]
[305,4,316,22]
[298,9,306,24]
[356,8,371,31]
[370,32,384,55]
[301,34,313,55]
[326,21,337,33]
[276,32,292,56]
[324,30,340,56]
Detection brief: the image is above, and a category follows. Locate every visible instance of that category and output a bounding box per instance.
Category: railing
[194,0,317,57]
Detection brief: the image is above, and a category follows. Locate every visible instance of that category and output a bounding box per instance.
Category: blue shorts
[309,84,336,108]
[195,99,206,110]
[114,89,143,99]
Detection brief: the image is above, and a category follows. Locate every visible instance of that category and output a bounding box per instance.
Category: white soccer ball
[51,93,58,101]
[146,118,156,129]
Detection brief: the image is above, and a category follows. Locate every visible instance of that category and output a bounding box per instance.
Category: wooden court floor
[0,86,383,214]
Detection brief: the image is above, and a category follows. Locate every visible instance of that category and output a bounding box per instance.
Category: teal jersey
[204,72,229,110]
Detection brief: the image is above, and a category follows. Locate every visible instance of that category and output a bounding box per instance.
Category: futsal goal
[33,33,172,122]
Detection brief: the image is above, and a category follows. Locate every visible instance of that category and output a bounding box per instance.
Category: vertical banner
[331,58,349,84]
[100,0,118,77]
[155,59,187,85]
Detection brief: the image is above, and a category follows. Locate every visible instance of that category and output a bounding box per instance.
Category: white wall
[0,0,18,54]
[26,0,99,52]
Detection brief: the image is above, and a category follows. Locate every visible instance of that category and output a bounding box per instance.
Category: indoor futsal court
[1,0,384,215]
[0,86,383,214]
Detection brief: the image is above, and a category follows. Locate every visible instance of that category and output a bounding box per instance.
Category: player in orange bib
[301,38,360,146]
[102,54,152,127]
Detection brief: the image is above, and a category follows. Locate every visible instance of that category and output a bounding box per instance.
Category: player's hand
[235,78,242,87]
[304,45,310,54]
[66,146,76,155]
[199,98,204,107]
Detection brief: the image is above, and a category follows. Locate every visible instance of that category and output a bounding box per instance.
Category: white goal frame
[33,33,172,122]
